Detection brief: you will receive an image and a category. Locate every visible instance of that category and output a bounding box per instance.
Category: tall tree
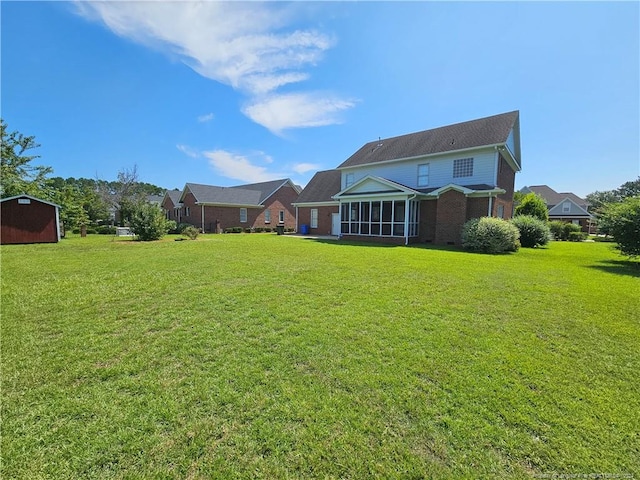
[0,119,52,198]
[97,165,147,226]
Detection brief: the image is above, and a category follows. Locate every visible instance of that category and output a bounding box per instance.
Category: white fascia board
[195,202,263,208]
[337,144,504,171]
[548,197,592,217]
[467,188,507,197]
[497,145,521,172]
[0,194,61,208]
[292,201,339,208]
[333,192,414,201]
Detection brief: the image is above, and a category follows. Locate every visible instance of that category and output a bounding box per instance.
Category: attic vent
[371,137,384,152]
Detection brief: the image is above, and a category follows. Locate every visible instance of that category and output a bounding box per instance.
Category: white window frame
[453,158,474,178]
[497,204,505,219]
[417,163,429,187]
[264,209,271,223]
[310,209,318,228]
[185,206,190,217]
[278,210,285,223]
[240,208,247,223]
[563,201,571,213]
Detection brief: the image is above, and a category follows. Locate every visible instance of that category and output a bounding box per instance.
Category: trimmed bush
[514,193,549,221]
[461,217,520,254]
[549,221,582,241]
[264,227,272,233]
[254,227,264,233]
[568,231,588,242]
[181,226,199,240]
[244,227,252,233]
[510,215,551,248]
[599,196,640,258]
[129,203,174,241]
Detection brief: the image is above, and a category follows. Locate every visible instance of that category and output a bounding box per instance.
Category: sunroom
[333,176,421,244]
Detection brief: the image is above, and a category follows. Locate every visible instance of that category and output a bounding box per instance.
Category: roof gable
[181,178,297,206]
[293,170,341,204]
[338,111,519,169]
[548,197,592,217]
[1,194,61,208]
[522,185,589,208]
[334,176,418,199]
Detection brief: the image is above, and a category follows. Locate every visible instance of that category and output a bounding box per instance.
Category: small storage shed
[1,194,61,244]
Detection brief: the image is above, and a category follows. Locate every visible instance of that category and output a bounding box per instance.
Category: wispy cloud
[203,149,286,183]
[176,144,199,158]
[197,113,214,123]
[243,92,356,135]
[292,162,321,175]
[73,1,355,133]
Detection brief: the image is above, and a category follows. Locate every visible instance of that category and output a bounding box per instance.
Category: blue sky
[2,1,638,197]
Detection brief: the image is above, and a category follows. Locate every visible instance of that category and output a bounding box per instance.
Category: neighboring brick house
[295,111,521,245]
[161,190,183,223]
[1,194,62,244]
[174,179,300,233]
[519,185,593,232]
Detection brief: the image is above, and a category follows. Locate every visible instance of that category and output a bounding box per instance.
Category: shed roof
[338,111,519,169]
[0,194,61,208]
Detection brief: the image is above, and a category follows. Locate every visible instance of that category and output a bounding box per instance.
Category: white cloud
[292,163,321,175]
[203,149,286,183]
[176,144,199,158]
[243,92,356,134]
[73,1,354,132]
[198,113,214,123]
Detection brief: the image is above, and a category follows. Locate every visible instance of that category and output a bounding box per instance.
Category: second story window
[453,158,474,178]
[417,164,429,187]
[345,173,354,188]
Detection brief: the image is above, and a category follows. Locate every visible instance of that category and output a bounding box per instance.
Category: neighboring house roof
[1,194,61,208]
[338,110,520,169]
[163,190,182,207]
[293,170,341,205]
[521,185,589,209]
[147,194,164,205]
[181,179,299,206]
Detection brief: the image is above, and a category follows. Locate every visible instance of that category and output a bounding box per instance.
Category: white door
[331,213,340,235]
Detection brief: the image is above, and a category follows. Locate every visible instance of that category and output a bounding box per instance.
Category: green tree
[514,192,549,221]
[599,196,640,258]
[97,165,147,226]
[1,119,52,197]
[129,202,175,241]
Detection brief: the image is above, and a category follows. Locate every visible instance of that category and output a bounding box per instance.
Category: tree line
[1,119,173,239]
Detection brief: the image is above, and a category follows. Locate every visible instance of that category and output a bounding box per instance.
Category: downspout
[405,194,416,245]
[201,205,205,233]
[295,206,299,233]
[488,195,494,217]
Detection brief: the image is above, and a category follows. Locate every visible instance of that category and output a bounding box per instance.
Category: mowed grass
[1,234,639,479]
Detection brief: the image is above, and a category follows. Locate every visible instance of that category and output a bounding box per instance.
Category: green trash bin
[276,225,285,235]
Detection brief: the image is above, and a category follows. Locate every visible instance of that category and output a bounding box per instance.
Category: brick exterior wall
[496,154,516,218]
[434,190,468,245]
[179,185,298,232]
[297,206,339,235]
[419,200,437,242]
[466,197,489,221]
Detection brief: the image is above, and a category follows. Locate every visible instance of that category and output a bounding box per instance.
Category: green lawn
[2,234,639,479]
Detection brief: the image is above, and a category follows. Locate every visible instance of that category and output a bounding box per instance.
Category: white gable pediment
[548,197,591,217]
[334,176,416,199]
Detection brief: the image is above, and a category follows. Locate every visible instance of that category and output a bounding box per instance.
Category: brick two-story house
[294,111,521,244]
[169,179,300,233]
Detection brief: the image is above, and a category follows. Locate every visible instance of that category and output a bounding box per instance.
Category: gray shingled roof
[522,185,589,208]
[294,170,341,204]
[338,111,519,169]
[165,190,182,206]
[185,179,295,206]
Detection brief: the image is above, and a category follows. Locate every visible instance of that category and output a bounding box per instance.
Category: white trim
[292,201,339,208]
[0,194,61,208]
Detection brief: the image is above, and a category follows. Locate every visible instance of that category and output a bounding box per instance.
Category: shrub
[510,215,551,248]
[169,223,192,234]
[568,231,587,242]
[225,227,243,234]
[244,227,252,233]
[254,227,264,233]
[181,226,199,240]
[599,196,640,257]
[461,217,520,254]
[549,221,582,241]
[129,203,174,241]
[96,225,116,235]
[514,193,549,221]
[264,227,272,233]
